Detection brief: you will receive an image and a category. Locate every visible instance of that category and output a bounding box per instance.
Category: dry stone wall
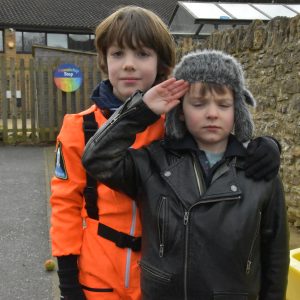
[176,15,300,228]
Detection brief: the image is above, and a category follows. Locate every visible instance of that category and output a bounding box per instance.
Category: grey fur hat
[165,50,256,142]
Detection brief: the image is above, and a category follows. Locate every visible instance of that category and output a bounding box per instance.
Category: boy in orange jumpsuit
[50,5,281,300]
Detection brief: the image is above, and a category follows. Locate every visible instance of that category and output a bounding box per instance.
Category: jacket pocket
[213,292,254,300]
[139,260,172,284]
[81,284,113,292]
[245,211,262,274]
[157,196,169,257]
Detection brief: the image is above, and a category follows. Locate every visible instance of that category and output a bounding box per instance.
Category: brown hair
[194,82,234,98]
[95,6,176,83]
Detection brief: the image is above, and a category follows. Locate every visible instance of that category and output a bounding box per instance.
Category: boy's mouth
[120,77,140,83]
[203,126,221,131]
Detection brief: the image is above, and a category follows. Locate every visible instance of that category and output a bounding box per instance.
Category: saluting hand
[143,78,189,115]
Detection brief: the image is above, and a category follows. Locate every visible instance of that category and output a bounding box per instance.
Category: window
[169,2,299,37]
[47,33,68,48]
[0,30,3,52]
[68,34,95,51]
[15,31,95,53]
[16,31,46,53]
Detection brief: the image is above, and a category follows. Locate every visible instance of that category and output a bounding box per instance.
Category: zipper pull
[246,260,252,274]
[159,243,164,257]
[183,211,189,225]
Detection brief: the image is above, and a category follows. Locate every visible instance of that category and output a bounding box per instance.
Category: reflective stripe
[125,201,137,288]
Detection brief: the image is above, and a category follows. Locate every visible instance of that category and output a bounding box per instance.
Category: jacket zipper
[245,211,262,274]
[157,196,167,257]
[183,210,190,300]
[183,157,241,299]
[89,106,137,146]
[183,159,206,300]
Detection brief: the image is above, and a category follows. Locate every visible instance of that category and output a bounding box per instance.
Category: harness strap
[82,111,141,251]
[98,223,141,252]
[83,112,99,220]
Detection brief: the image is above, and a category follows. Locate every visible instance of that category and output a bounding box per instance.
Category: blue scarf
[91,80,123,113]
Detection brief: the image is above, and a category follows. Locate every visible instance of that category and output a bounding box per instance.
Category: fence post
[29,59,37,143]
[47,64,55,141]
[0,57,8,143]
[9,58,18,141]
[20,59,27,140]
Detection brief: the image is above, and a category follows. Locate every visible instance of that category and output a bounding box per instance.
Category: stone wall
[176,15,300,228]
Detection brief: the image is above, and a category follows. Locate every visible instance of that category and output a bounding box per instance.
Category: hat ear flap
[165,105,186,139]
[243,89,256,107]
[234,99,255,142]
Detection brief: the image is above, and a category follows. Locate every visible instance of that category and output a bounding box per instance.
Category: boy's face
[181,82,234,153]
[107,44,158,101]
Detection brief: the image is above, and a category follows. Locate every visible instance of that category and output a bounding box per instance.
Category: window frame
[15,30,95,53]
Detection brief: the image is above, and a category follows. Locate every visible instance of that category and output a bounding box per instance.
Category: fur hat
[165,50,256,142]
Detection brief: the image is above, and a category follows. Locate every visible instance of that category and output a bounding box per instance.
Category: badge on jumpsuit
[55,142,68,180]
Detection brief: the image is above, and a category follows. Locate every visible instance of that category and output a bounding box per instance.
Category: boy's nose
[206,105,218,118]
[123,55,136,71]
[123,64,135,71]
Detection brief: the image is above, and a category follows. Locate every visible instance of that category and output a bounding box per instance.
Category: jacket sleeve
[259,176,289,300]
[82,91,160,198]
[50,114,87,257]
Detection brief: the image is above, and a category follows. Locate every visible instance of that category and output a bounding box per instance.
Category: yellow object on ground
[286,248,300,300]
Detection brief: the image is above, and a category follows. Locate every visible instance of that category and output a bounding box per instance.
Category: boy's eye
[111,50,123,57]
[137,50,150,57]
[219,102,233,108]
[192,101,205,107]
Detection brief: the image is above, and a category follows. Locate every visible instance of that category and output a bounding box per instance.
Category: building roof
[0,0,179,32]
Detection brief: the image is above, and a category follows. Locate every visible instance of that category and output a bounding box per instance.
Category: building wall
[0,29,32,63]
[177,15,300,228]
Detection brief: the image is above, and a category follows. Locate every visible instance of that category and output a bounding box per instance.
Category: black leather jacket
[82,92,289,300]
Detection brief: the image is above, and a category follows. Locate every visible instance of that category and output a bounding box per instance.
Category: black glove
[58,268,86,300]
[57,256,86,300]
[244,136,281,181]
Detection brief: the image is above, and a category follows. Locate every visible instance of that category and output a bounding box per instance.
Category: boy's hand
[245,136,280,181]
[143,78,189,115]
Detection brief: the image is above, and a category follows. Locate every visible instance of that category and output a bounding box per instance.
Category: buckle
[98,223,142,251]
[115,233,141,252]
[131,237,142,252]
[116,233,127,248]
[115,232,142,252]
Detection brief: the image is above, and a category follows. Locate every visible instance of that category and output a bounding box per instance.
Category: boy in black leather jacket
[83,50,289,300]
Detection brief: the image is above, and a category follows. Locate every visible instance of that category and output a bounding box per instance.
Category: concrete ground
[0,145,299,299]
[0,145,57,300]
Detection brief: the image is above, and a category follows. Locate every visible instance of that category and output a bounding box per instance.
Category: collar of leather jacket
[163,133,247,159]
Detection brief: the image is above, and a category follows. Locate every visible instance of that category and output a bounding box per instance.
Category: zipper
[157,196,167,257]
[85,106,138,150]
[139,261,171,282]
[183,210,190,300]
[183,156,241,299]
[124,201,138,288]
[245,211,262,274]
[183,157,206,300]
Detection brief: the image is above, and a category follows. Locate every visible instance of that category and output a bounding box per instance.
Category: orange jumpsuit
[50,104,164,299]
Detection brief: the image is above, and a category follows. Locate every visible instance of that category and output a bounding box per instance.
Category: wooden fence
[0,55,101,144]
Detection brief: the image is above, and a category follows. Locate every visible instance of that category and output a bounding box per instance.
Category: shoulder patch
[54,142,68,180]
